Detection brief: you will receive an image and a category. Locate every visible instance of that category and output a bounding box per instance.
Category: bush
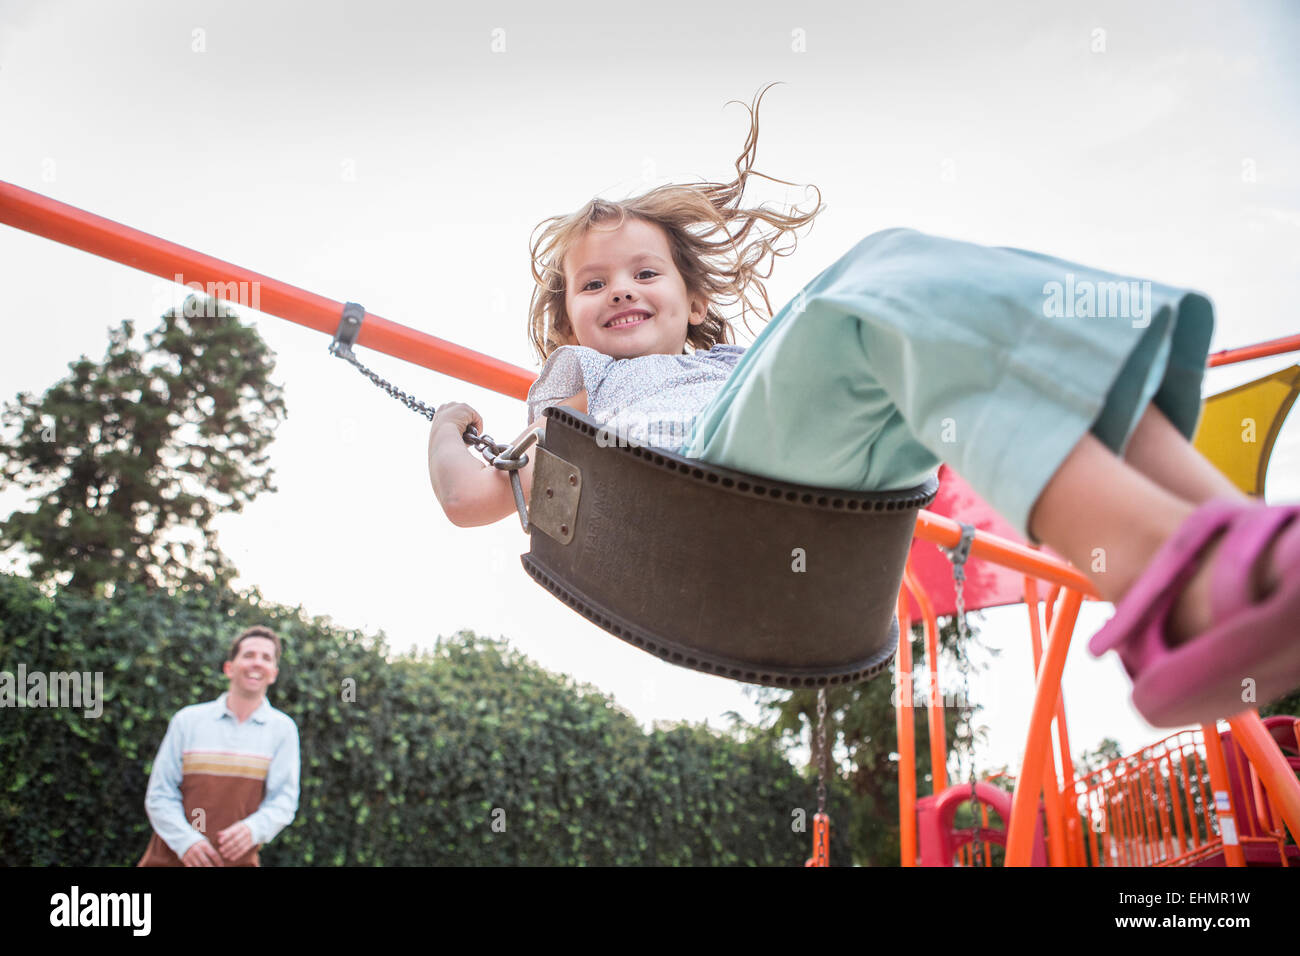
[0,573,846,866]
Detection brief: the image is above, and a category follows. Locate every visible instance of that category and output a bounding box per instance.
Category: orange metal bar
[1121,776,1138,866]
[1207,333,1300,367]
[1022,577,1075,867]
[1225,712,1300,844]
[1049,686,1079,863]
[1022,581,1052,856]
[1099,783,1115,866]
[1191,747,1216,854]
[1169,749,1191,859]
[0,180,535,399]
[1038,735,1068,867]
[1175,749,1190,853]
[1023,588,1068,867]
[1200,723,1248,867]
[896,584,918,867]
[1152,759,1175,860]
[1146,772,1164,865]
[903,563,947,793]
[1005,588,1083,866]
[912,512,1098,598]
[1119,776,1137,866]
[1129,769,1150,864]
[1250,759,1274,833]
[1044,584,1060,633]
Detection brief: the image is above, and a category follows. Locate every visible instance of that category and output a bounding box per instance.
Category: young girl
[428,84,1299,730]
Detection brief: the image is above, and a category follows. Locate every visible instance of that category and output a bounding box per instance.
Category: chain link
[330,345,530,470]
[330,342,540,531]
[816,687,828,818]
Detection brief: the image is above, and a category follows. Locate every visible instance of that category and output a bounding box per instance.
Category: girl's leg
[1121,403,1252,508]
[1027,431,1196,606]
[1027,418,1282,646]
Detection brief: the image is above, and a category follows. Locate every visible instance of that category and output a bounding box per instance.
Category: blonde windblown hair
[526,82,827,363]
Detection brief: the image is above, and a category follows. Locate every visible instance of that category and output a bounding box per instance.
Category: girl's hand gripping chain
[430,401,483,441]
[428,402,489,523]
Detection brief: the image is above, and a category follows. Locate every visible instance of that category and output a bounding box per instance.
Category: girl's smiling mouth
[605,310,651,329]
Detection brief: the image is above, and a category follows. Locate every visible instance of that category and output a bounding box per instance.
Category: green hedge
[0,572,848,865]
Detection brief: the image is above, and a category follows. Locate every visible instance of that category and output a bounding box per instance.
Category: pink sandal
[1087,497,1300,728]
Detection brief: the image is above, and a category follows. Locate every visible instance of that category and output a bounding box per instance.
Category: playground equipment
[3,180,1299,866]
[896,346,1300,865]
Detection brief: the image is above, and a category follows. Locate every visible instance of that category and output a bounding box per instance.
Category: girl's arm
[430,390,587,528]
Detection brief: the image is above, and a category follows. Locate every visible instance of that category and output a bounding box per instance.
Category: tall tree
[0,295,286,594]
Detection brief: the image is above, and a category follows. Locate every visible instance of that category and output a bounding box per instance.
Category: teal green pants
[682,228,1215,543]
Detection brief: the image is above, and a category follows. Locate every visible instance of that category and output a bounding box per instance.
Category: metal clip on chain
[940,521,985,865]
[328,301,536,532]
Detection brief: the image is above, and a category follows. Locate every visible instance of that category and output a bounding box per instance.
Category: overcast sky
[3,0,1299,785]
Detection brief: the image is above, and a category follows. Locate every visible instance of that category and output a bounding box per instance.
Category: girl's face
[562,217,708,359]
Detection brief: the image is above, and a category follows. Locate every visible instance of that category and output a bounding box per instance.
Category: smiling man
[137,626,300,867]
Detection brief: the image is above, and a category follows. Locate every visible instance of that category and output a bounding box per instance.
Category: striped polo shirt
[137,693,300,867]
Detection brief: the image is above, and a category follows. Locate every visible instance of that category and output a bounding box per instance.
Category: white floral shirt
[525,343,747,454]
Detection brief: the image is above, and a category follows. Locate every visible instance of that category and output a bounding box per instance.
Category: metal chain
[329,342,537,530]
[816,687,828,818]
[941,523,985,867]
[330,345,520,459]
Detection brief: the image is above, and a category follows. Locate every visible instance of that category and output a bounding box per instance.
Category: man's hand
[215,822,255,861]
[181,839,225,867]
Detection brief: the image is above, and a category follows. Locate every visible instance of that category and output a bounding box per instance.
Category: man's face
[223,637,279,696]
[562,217,707,359]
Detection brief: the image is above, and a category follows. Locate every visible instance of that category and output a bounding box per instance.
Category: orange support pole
[896,583,918,867]
[1024,582,1076,868]
[1022,577,1072,868]
[1208,333,1300,367]
[903,563,947,794]
[1225,711,1300,844]
[0,180,535,399]
[1199,723,1248,867]
[1006,588,1083,866]
[1043,615,1081,865]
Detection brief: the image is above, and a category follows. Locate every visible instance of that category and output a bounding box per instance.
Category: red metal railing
[1072,730,1229,866]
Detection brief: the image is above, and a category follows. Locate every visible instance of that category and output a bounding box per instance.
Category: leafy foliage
[0,572,838,866]
[0,296,285,594]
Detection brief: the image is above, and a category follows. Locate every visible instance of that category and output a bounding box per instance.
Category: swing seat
[521,406,939,688]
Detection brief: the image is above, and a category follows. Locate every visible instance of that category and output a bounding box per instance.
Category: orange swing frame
[3,180,1298,866]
